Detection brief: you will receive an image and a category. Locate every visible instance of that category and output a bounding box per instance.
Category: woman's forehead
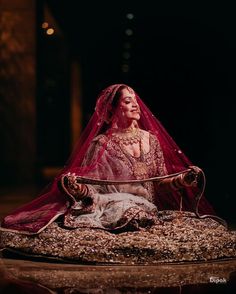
[120,87,135,97]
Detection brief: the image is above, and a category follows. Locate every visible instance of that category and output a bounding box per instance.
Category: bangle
[79,184,89,197]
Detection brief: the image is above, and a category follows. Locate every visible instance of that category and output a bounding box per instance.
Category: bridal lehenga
[0,84,235,264]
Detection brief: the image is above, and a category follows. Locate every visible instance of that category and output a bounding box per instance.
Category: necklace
[110,127,141,146]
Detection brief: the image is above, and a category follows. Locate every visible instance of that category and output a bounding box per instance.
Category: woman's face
[117,88,141,122]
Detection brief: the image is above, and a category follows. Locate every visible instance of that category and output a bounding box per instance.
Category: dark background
[39,0,236,223]
[0,0,235,224]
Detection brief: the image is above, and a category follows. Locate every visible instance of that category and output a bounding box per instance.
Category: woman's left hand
[183,166,202,187]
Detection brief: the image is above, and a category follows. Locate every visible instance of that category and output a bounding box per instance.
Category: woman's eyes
[122,99,137,105]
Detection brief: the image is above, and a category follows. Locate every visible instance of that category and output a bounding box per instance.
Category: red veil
[0,84,216,234]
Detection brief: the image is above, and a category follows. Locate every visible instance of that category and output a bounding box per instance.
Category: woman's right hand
[61,172,88,199]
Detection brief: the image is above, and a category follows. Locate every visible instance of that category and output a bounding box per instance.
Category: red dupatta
[0,84,215,234]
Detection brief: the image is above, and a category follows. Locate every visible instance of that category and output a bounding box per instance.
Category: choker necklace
[110,127,141,146]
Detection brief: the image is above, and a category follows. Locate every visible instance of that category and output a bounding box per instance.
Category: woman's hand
[182,166,202,187]
[61,172,89,199]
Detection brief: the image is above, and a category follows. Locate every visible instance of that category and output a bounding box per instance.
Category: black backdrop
[37,0,236,224]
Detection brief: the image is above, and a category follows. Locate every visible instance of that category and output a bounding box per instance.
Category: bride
[0,84,235,263]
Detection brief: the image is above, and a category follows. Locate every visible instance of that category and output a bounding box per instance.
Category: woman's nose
[132,101,138,108]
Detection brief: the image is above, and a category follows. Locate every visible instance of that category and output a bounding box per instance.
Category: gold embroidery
[132,161,148,179]
[81,132,167,203]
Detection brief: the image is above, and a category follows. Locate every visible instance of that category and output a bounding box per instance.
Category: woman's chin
[129,114,140,121]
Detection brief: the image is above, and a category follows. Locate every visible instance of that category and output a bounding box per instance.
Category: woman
[59,85,205,231]
[0,84,235,263]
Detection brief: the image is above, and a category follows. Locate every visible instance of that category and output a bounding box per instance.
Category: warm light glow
[42,22,49,29]
[46,28,55,35]
[125,29,133,36]
[126,13,134,20]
